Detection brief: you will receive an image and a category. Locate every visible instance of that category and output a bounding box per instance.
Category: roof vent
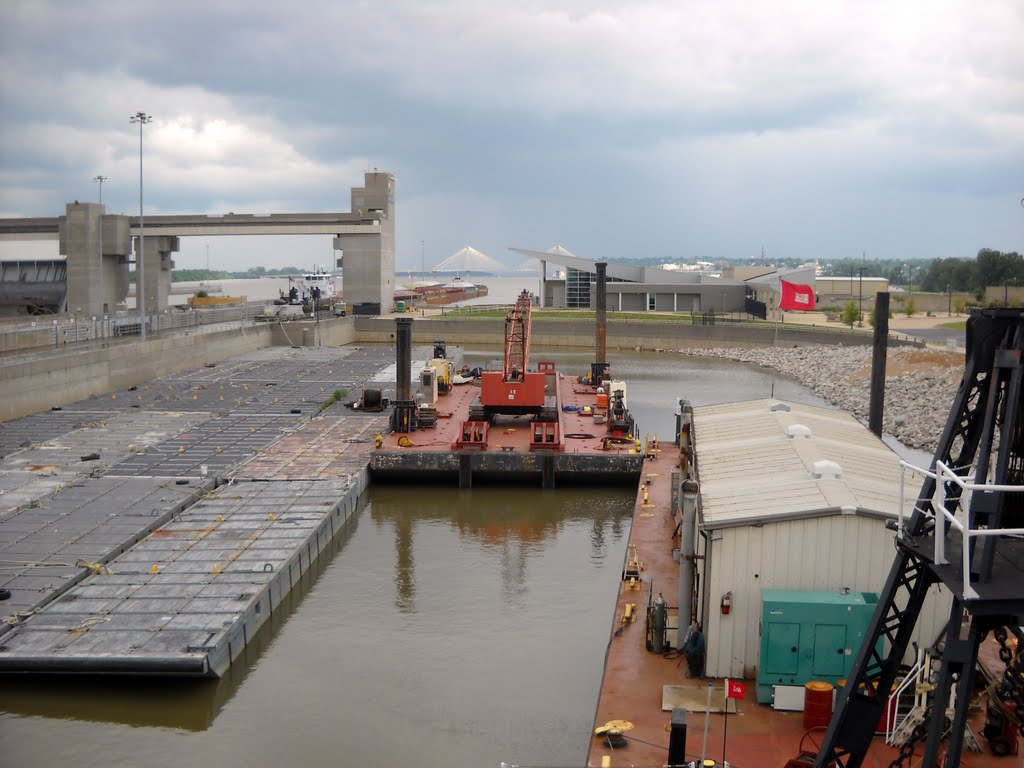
[811,459,843,480]
[786,424,812,439]
[769,402,791,412]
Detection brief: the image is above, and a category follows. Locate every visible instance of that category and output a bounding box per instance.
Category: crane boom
[503,290,533,381]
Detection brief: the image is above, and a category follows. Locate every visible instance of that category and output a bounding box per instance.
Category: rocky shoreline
[677,345,962,455]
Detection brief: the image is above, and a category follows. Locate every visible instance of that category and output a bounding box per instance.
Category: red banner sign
[779,280,816,311]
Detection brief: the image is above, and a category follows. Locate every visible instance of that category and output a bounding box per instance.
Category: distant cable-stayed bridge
[431,246,508,273]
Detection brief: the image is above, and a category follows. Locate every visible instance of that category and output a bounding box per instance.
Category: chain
[993,626,1024,729]
[887,704,933,768]
[887,627,1023,768]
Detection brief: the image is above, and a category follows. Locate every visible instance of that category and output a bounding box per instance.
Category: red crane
[474,290,554,419]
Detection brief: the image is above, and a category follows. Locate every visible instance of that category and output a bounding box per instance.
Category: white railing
[885,647,926,746]
[898,459,1024,599]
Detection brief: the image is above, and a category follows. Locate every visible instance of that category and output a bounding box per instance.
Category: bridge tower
[815,308,1024,767]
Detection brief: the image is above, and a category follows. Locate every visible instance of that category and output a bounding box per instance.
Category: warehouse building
[689,399,950,686]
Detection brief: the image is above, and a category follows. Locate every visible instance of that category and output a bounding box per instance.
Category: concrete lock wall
[1,325,274,421]
[2,314,915,421]
[269,317,357,348]
[349,317,912,350]
[0,325,63,353]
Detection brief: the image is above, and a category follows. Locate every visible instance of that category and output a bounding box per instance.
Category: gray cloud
[1,0,1021,271]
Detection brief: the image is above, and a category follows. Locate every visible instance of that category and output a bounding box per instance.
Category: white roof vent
[786,424,812,439]
[811,459,843,480]
[769,402,791,412]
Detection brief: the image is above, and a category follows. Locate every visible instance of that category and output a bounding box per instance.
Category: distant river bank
[166,274,541,306]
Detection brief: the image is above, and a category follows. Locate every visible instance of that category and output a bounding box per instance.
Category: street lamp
[858,266,865,326]
[907,264,914,297]
[93,176,107,317]
[130,112,152,341]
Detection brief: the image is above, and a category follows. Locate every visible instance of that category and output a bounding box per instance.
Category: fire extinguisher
[721,591,733,615]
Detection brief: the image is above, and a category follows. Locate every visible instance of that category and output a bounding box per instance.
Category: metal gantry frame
[815,308,1024,768]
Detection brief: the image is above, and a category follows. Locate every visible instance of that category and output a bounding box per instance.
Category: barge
[393,276,489,308]
[585,309,1024,767]
[0,347,389,678]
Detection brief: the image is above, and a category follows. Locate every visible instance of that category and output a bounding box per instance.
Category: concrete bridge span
[0,171,395,318]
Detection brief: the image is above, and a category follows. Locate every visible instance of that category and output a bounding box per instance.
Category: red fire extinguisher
[721,591,733,615]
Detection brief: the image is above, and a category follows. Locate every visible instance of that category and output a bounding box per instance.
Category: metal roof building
[508,246,815,315]
[509,245,748,312]
[690,399,951,680]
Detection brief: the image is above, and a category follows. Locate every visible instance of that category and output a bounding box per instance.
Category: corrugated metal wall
[699,514,951,679]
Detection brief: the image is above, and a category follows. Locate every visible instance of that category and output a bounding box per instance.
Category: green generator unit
[757,588,880,704]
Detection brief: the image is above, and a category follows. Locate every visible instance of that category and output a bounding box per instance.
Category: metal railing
[0,303,263,357]
[884,647,927,746]
[897,459,1024,599]
[440,303,515,315]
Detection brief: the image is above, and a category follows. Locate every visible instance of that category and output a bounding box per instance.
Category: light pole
[858,266,865,326]
[907,264,913,297]
[93,175,107,288]
[130,112,152,341]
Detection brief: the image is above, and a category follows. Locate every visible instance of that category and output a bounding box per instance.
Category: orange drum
[803,681,834,730]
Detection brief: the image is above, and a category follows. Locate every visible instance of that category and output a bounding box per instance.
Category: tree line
[170,266,309,282]
[822,249,1024,295]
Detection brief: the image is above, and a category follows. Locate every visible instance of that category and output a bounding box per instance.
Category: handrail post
[962,528,977,599]
[898,466,905,538]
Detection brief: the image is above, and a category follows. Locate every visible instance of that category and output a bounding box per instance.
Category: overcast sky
[1,1,1021,272]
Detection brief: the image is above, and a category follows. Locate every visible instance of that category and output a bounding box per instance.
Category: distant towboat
[273,266,338,312]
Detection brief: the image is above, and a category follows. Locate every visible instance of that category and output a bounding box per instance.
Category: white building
[690,399,951,680]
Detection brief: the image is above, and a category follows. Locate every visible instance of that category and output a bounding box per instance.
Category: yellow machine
[429,358,452,395]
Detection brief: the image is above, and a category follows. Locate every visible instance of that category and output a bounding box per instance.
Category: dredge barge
[371,290,642,487]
